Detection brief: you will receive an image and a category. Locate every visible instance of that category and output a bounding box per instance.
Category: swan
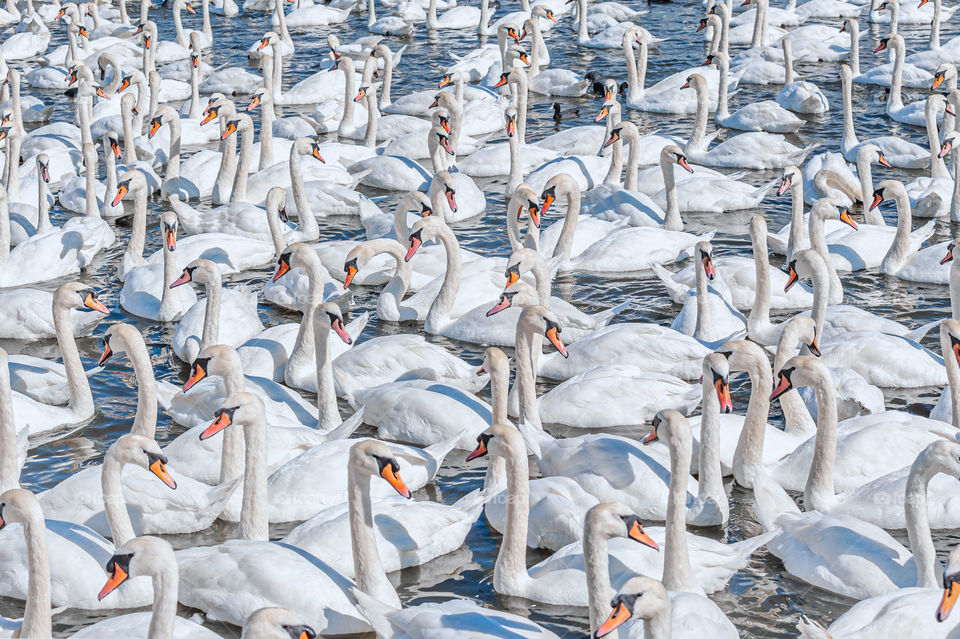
[174,393,372,634]
[880,34,946,126]
[840,63,929,167]
[856,28,936,88]
[474,346,599,550]
[148,106,221,199]
[0,435,172,610]
[170,259,264,363]
[872,179,953,283]
[776,36,829,113]
[683,73,815,169]
[426,0,482,28]
[595,575,737,639]
[242,608,316,639]
[73,536,223,639]
[712,50,803,132]
[658,240,747,344]
[756,355,948,600]
[120,210,198,321]
[458,104,559,180]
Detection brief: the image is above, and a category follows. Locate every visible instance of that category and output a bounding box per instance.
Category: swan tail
[589,300,631,327]
[343,311,369,342]
[156,379,180,410]
[324,406,365,440]
[753,177,780,205]
[651,263,690,302]
[904,318,940,343]
[516,419,551,461]
[912,219,937,244]
[729,529,777,558]
[751,465,799,530]
[351,587,403,636]
[797,615,833,639]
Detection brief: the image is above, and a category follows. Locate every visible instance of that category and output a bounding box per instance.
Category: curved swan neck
[906,451,942,588]
[847,21,860,75]
[803,364,840,512]
[602,105,623,187]
[493,433,532,594]
[425,224,462,333]
[349,468,401,607]
[748,223,771,332]
[239,408,268,541]
[889,37,905,111]
[685,79,709,154]
[20,499,51,639]
[314,313,342,432]
[622,123,640,192]
[126,337,159,439]
[101,453,138,546]
[290,143,317,238]
[54,298,93,416]
[661,153,682,231]
[717,53,730,120]
[697,378,728,523]
[880,185,914,274]
[551,180,582,260]
[663,424,696,593]
[732,352,773,487]
[927,99,949,179]
[583,516,613,633]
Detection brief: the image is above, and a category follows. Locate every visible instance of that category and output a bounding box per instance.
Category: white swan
[713,50,803,132]
[170,259,264,363]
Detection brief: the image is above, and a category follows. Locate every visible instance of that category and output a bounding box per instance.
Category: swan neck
[551,184,582,260]
[314,317,341,432]
[747,228,772,341]
[733,356,774,488]
[841,70,858,149]
[803,366,840,512]
[515,317,542,429]
[694,254,711,341]
[258,95,274,170]
[230,122,253,202]
[0,357,16,491]
[856,156,884,225]
[148,567,179,639]
[906,454,941,588]
[880,188,914,273]
[290,145,316,235]
[127,337,159,439]
[20,503,51,639]
[493,435,532,594]
[663,426,696,593]
[101,454,138,546]
[54,300,92,416]
[349,469,401,606]
[426,225,461,333]
[697,380,729,522]
[583,516,613,633]
[200,278,221,354]
[239,412,269,541]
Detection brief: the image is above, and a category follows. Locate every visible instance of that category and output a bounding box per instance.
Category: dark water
[5,0,960,636]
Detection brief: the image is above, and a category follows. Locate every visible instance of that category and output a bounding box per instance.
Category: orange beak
[185,3,195,12]
[312,146,325,163]
[84,292,109,314]
[785,263,799,291]
[933,72,945,89]
[200,109,218,125]
[702,253,716,280]
[329,315,352,344]
[595,105,609,122]
[505,265,520,289]
[840,208,859,230]
[148,455,177,489]
[220,121,237,140]
[939,582,959,622]
[148,119,162,139]
[941,245,954,265]
[111,141,122,160]
[184,360,207,391]
[677,155,694,173]
[257,37,269,51]
[445,187,457,212]
[506,117,516,137]
[247,95,261,111]
[870,190,884,211]
[874,40,888,53]
[493,73,508,88]
[940,140,954,159]
[170,268,192,288]
[770,372,793,401]
[626,519,659,550]
[642,423,659,444]
[877,152,892,167]
[529,204,540,228]
[808,337,821,357]
[111,184,128,207]
[98,339,113,366]
[200,410,231,440]
[98,562,129,601]
[344,264,358,288]
[438,74,452,88]
[355,87,366,102]
[715,376,733,413]
[96,87,110,99]
[380,461,411,498]
[595,601,632,638]
[466,437,488,461]
[164,226,177,252]
[405,232,423,262]
[545,322,567,358]
[272,256,291,282]
[777,175,792,196]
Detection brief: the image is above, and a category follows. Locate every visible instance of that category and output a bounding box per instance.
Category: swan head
[778,166,801,196]
[503,105,518,135]
[55,281,109,316]
[98,323,147,367]
[508,184,540,228]
[939,546,960,622]
[661,145,693,173]
[702,352,733,413]
[244,607,317,639]
[113,169,146,206]
[0,488,43,533]
[504,248,541,289]
[720,338,784,381]
[433,128,456,156]
[313,301,352,345]
[585,502,659,550]
[266,186,287,221]
[782,315,821,359]
[940,132,960,160]
[917,438,960,488]
[200,391,265,441]
[695,241,716,281]
[642,410,692,456]
[771,355,825,402]
[257,30,279,51]
[595,576,671,638]
[160,212,179,253]
[539,173,579,217]
[480,347,509,379]
[107,433,177,490]
[467,421,521,463]
[870,179,907,213]
[517,305,567,357]
[273,242,318,282]
[185,344,242,391]
[98,536,176,603]
[784,249,826,296]
[941,318,960,368]
[350,440,411,498]
[486,282,537,316]
[679,73,706,92]
[406,215,448,261]
[933,64,957,90]
[170,258,220,290]
[531,5,556,21]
